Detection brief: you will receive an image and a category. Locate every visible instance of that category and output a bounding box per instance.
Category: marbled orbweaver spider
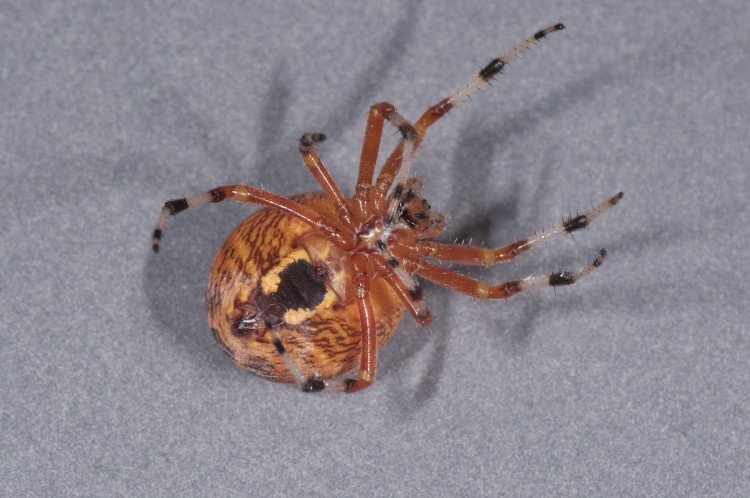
[152,23,623,393]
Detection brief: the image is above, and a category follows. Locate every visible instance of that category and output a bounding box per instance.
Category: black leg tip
[152,229,162,253]
[299,132,326,150]
[607,192,624,207]
[592,248,607,268]
[303,379,326,392]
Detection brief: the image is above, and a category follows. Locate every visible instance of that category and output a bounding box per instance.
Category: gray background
[2,0,748,496]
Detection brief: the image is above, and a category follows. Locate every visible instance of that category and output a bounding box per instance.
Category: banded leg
[151,184,351,252]
[396,192,624,266]
[372,23,566,208]
[266,328,322,391]
[409,249,607,300]
[266,327,354,393]
[370,253,432,326]
[413,23,565,138]
[298,133,356,231]
[365,107,418,212]
[277,253,379,393]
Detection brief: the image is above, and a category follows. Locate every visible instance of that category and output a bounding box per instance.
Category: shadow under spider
[143,1,428,387]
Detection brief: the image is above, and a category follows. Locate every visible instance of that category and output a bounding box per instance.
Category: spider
[152,23,623,393]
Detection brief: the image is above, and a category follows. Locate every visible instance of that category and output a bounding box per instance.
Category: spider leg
[283,253,379,393]
[413,23,565,139]
[341,253,379,393]
[397,192,623,266]
[370,253,432,326]
[298,133,356,231]
[358,108,417,213]
[352,103,407,219]
[407,248,607,300]
[151,184,351,252]
[265,327,350,393]
[266,328,313,389]
[372,23,565,208]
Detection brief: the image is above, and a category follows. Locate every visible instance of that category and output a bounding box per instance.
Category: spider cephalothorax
[153,23,623,393]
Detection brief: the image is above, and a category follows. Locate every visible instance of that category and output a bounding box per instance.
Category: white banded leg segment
[153,183,353,252]
[267,329,353,393]
[267,328,308,388]
[440,23,565,111]
[391,262,431,325]
[401,192,623,266]
[412,248,607,300]
[414,23,566,138]
[504,191,624,259]
[520,248,607,293]
[152,189,224,252]
[386,141,416,216]
[389,118,417,191]
[369,252,432,327]
[373,107,418,209]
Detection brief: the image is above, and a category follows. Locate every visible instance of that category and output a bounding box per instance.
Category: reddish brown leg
[298,133,356,231]
[372,23,566,208]
[277,253,380,393]
[152,183,352,251]
[342,253,378,393]
[353,103,390,219]
[362,109,417,212]
[407,249,607,300]
[396,192,624,266]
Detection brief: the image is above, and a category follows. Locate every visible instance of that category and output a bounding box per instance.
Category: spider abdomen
[206,192,405,383]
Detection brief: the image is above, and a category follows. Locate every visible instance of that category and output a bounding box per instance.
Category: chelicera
[152,23,623,393]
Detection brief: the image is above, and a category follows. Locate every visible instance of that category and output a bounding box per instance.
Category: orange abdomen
[206,193,405,383]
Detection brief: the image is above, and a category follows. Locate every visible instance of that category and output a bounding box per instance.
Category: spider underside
[153,23,623,393]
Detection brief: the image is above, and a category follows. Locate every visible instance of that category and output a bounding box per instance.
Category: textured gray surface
[2,0,749,496]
